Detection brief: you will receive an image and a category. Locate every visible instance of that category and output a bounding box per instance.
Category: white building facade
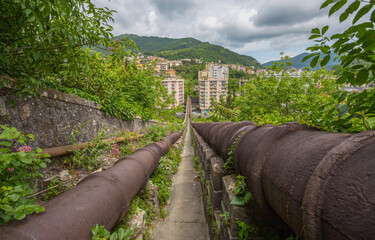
[198,63,228,111]
[162,78,185,107]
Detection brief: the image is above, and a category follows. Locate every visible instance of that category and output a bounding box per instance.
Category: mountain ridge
[110,34,261,68]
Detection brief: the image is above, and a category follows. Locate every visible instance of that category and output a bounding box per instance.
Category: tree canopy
[0,0,178,121]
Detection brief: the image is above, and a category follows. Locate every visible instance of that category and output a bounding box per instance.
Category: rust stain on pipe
[191,122,375,240]
[0,130,184,240]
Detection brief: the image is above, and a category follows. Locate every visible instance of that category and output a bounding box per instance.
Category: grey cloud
[92,0,345,62]
[152,0,199,18]
[253,1,326,27]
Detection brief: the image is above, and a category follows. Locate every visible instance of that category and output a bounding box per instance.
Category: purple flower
[7,168,14,172]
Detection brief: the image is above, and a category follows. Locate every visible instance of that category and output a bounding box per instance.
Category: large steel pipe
[191,122,375,240]
[0,130,184,240]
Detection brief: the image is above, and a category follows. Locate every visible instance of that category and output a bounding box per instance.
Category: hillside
[263,52,340,70]
[104,34,261,68]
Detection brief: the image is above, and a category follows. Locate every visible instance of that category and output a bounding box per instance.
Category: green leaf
[329,0,347,17]
[244,192,252,203]
[340,11,349,22]
[311,28,320,34]
[337,74,347,84]
[322,25,329,35]
[371,10,375,22]
[39,162,47,168]
[27,16,36,22]
[336,104,349,118]
[309,35,321,40]
[302,53,319,62]
[0,148,10,153]
[367,117,375,129]
[310,55,320,68]
[0,205,13,212]
[353,5,372,24]
[230,195,245,206]
[321,0,334,9]
[346,1,360,14]
[357,69,369,85]
[338,92,349,102]
[8,194,20,202]
[20,157,32,164]
[331,33,345,39]
[14,212,26,220]
[0,141,12,147]
[321,55,331,67]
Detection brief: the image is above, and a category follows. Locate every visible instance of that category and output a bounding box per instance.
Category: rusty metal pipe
[0,130,184,240]
[40,134,143,158]
[191,122,375,240]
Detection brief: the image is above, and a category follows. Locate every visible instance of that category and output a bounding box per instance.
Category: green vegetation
[212,55,372,132]
[91,224,132,240]
[150,150,182,216]
[122,34,261,67]
[209,1,374,133]
[236,219,259,240]
[1,0,115,93]
[263,52,340,70]
[91,123,184,238]
[230,175,252,206]
[0,125,50,223]
[1,1,178,121]
[303,0,375,132]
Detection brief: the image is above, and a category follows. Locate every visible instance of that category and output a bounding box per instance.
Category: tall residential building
[198,63,228,111]
[162,78,184,107]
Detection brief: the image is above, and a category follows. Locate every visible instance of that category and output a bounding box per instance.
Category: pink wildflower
[145,129,148,132]
[7,168,14,172]
[111,137,116,141]
[130,136,134,140]
[154,131,157,134]
[115,39,119,42]
[17,146,32,152]
[110,148,120,158]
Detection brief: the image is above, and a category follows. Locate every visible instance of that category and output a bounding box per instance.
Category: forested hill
[115,34,261,68]
[263,52,340,70]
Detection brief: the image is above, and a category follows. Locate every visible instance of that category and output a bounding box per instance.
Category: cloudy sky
[92,0,351,63]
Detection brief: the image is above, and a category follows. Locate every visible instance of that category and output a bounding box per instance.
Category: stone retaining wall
[0,87,162,149]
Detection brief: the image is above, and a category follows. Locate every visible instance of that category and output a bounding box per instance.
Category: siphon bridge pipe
[191,121,375,240]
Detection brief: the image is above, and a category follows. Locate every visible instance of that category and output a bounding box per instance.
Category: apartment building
[198,63,228,111]
[162,78,185,107]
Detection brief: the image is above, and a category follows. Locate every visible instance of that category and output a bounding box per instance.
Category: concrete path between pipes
[152,123,209,240]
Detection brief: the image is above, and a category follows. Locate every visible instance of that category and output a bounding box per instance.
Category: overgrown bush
[0,125,50,223]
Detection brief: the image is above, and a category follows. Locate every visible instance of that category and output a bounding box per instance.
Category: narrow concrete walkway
[152,123,209,240]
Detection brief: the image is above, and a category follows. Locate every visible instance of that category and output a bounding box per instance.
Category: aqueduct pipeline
[191,121,375,240]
